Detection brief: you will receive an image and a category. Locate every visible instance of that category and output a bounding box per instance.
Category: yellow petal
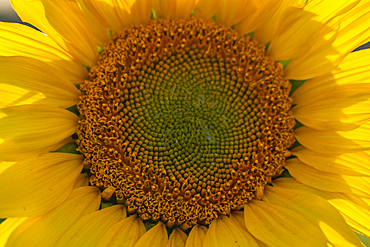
[244,200,327,247]
[230,211,270,247]
[39,0,99,67]
[184,224,207,247]
[73,173,89,188]
[285,158,370,197]
[215,0,253,27]
[126,0,153,25]
[267,6,322,61]
[203,215,258,247]
[0,161,15,175]
[0,104,78,161]
[5,186,101,247]
[304,0,359,23]
[55,205,125,247]
[230,211,247,231]
[78,0,112,46]
[292,94,370,131]
[166,228,187,247]
[153,0,176,19]
[0,153,83,217]
[294,123,370,154]
[96,215,146,247]
[268,0,359,61]
[292,146,370,176]
[194,0,221,20]
[134,222,168,247]
[274,178,370,237]
[285,0,370,79]
[0,217,27,247]
[234,0,282,36]
[11,0,99,67]
[173,0,196,19]
[292,48,370,105]
[78,0,130,32]
[0,56,80,109]
[264,185,362,247]
[0,21,87,84]
[253,0,305,45]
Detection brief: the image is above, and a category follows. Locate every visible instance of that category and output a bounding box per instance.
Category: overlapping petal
[294,123,370,154]
[285,158,370,197]
[244,199,328,247]
[292,48,370,131]
[285,0,370,79]
[0,153,83,217]
[184,224,207,247]
[292,146,370,176]
[133,222,168,247]
[203,215,258,247]
[0,104,78,161]
[264,185,362,246]
[4,186,101,247]
[95,215,146,247]
[0,56,80,109]
[166,228,187,247]
[274,178,370,237]
[55,205,125,247]
[0,22,87,84]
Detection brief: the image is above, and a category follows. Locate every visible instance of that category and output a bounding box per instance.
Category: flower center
[77,17,295,230]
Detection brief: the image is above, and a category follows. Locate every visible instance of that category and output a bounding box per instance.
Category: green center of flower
[77,17,295,229]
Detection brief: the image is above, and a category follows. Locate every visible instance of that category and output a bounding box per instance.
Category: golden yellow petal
[0,104,78,161]
[5,186,101,247]
[292,146,370,176]
[285,0,370,79]
[230,211,270,247]
[0,22,87,84]
[126,0,153,25]
[78,0,130,32]
[268,0,360,61]
[0,153,83,217]
[203,215,258,247]
[193,0,221,20]
[292,48,370,105]
[0,161,15,175]
[173,0,196,19]
[274,178,370,237]
[184,224,207,247]
[55,205,125,247]
[0,56,80,109]
[78,0,113,46]
[230,211,247,231]
[253,0,304,45]
[293,96,370,131]
[267,6,323,61]
[0,217,27,247]
[133,221,168,247]
[234,0,282,36]
[73,173,89,188]
[153,0,176,19]
[39,0,99,67]
[304,0,359,23]
[264,185,362,247]
[95,215,146,247]
[244,200,327,247]
[285,158,370,198]
[294,123,370,154]
[11,0,98,68]
[215,0,253,27]
[166,228,187,247]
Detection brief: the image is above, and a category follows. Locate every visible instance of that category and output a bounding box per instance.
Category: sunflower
[1,0,370,246]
